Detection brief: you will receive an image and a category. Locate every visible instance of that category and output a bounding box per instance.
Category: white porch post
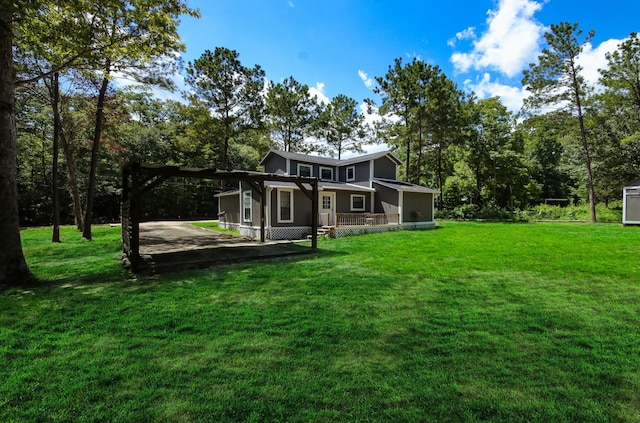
[432,193,436,222]
[398,190,403,224]
[369,160,374,188]
[266,187,272,234]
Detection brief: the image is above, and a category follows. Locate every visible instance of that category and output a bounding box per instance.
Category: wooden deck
[126,221,313,273]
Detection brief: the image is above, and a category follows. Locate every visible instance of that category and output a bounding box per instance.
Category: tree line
[1,1,639,284]
[16,45,373,229]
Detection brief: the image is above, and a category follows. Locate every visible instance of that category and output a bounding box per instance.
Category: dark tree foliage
[265,76,322,153]
[185,47,265,170]
[523,22,597,221]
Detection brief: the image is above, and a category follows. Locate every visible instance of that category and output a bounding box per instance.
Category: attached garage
[623,178,640,225]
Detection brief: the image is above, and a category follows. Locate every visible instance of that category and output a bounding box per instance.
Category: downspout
[369,160,374,188]
[371,191,376,214]
[238,181,244,230]
[398,190,403,225]
[432,192,436,222]
[266,187,272,238]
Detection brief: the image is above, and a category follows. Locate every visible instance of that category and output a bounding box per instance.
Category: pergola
[122,162,319,271]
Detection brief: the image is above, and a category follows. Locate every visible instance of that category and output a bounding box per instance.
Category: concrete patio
[128,221,313,273]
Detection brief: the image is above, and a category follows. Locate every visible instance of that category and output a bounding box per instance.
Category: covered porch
[331,212,400,227]
[317,212,435,238]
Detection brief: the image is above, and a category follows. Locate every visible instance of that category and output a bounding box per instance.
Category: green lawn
[2,222,640,422]
[189,220,240,236]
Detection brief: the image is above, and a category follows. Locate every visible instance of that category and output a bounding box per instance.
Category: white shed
[623,178,640,225]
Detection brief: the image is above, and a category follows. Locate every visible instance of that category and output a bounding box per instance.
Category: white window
[351,194,365,211]
[322,195,331,210]
[320,167,333,181]
[298,163,313,177]
[346,166,355,181]
[243,191,252,222]
[278,189,294,223]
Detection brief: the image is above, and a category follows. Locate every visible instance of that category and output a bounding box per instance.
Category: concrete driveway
[135,221,312,272]
[139,221,255,255]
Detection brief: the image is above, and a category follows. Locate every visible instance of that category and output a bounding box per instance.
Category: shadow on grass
[6,244,347,295]
[136,241,317,274]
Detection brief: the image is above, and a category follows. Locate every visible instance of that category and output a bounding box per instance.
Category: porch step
[307,226,335,239]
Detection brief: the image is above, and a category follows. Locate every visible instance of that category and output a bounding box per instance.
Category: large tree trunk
[475,161,482,206]
[436,146,443,209]
[404,111,411,183]
[0,3,34,285]
[416,127,423,183]
[572,64,597,223]
[60,130,84,231]
[579,114,597,222]
[82,74,110,240]
[57,95,84,231]
[222,135,229,170]
[51,73,61,242]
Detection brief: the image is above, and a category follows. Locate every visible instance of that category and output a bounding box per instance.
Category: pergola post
[121,166,130,256]
[259,181,266,243]
[311,180,318,250]
[121,163,320,272]
[129,163,141,271]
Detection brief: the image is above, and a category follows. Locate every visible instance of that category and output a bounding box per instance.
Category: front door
[319,192,336,226]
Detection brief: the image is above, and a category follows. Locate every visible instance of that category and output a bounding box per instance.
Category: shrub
[518,203,622,222]
[436,201,519,221]
[436,202,622,222]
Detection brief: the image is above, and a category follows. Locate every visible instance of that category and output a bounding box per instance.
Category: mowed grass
[2,222,640,422]
[189,220,241,236]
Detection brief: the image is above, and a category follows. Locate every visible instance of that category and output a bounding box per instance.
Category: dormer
[338,151,402,184]
[318,166,335,181]
[297,162,313,177]
[258,149,401,183]
[259,150,339,179]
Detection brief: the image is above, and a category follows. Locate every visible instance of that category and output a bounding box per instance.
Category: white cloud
[464,73,529,112]
[577,38,623,88]
[451,0,546,77]
[347,142,388,158]
[359,101,381,127]
[287,1,294,7]
[358,70,375,90]
[309,82,330,104]
[448,26,476,47]
[342,101,400,158]
[458,30,626,113]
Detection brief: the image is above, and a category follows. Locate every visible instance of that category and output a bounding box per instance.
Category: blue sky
[174,0,639,114]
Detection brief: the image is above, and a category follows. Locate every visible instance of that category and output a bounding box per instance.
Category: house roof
[259,149,403,167]
[263,181,303,189]
[214,190,239,197]
[373,178,439,194]
[339,151,402,166]
[319,182,376,192]
[260,150,340,167]
[263,180,375,192]
[625,178,640,187]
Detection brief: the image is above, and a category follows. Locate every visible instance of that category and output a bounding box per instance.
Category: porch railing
[335,213,399,227]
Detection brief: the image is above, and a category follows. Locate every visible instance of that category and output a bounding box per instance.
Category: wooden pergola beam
[122,163,319,185]
[121,162,319,270]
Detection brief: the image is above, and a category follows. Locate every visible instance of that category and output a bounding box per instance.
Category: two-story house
[216,150,438,239]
